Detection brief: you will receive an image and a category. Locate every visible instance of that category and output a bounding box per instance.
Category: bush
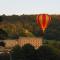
[37,45,57,60]
[0,29,8,40]
[21,44,36,60]
[11,45,22,60]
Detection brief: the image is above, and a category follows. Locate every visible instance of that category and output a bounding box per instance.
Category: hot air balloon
[36,14,51,33]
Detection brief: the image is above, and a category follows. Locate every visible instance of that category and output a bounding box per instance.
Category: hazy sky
[0,0,60,15]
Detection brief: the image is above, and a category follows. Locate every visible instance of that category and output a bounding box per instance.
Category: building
[0,37,43,52]
[4,37,42,49]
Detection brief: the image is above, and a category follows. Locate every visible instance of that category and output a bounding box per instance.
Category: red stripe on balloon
[42,14,46,28]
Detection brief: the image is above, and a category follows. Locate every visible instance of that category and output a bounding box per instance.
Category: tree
[37,45,57,60]
[44,16,60,40]
[0,53,9,60]
[0,41,5,47]
[22,44,36,60]
[0,16,3,22]
[0,29,8,40]
[11,45,22,60]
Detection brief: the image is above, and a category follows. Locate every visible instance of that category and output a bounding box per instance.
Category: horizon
[0,13,60,16]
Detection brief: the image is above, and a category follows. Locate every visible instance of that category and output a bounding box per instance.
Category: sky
[0,0,60,15]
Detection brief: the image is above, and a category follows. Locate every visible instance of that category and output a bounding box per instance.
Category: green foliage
[44,40,60,56]
[11,44,36,60]
[44,16,60,40]
[11,45,22,60]
[37,45,57,60]
[10,43,60,60]
[0,41,5,47]
[0,16,3,22]
[8,34,19,39]
[0,15,60,38]
[0,53,9,60]
[0,29,8,40]
[21,44,36,60]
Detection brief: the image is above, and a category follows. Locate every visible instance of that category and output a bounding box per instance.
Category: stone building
[4,37,42,49]
[0,37,43,52]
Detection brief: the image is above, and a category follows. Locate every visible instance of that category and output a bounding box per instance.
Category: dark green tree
[11,45,22,60]
[0,29,8,40]
[0,53,9,60]
[37,45,57,60]
[22,44,36,60]
[0,41,5,47]
[0,16,3,22]
[44,16,60,40]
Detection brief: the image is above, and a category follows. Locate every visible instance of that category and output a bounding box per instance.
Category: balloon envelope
[36,14,51,32]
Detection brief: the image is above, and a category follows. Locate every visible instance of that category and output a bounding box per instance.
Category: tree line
[0,15,60,40]
[0,44,60,60]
